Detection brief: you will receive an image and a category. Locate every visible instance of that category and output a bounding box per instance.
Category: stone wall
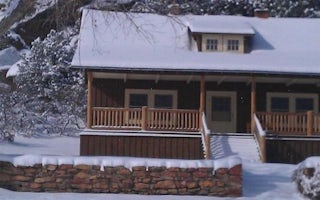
[0,161,242,197]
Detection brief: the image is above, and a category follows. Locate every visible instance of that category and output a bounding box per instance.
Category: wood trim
[87,71,93,128]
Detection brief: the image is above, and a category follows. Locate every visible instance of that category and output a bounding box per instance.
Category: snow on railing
[253,113,266,162]
[202,112,211,135]
[201,112,211,159]
[254,114,266,137]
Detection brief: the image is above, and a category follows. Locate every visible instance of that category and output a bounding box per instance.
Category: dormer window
[206,39,218,51]
[199,34,248,53]
[227,40,239,51]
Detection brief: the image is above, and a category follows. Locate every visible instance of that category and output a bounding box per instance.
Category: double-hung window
[125,89,177,109]
[267,93,318,113]
[206,39,218,51]
[227,40,239,51]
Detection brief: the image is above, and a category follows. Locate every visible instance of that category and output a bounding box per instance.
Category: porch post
[141,106,148,131]
[251,76,256,133]
[199,75,206,130]
[307,111,313,136]
[87,71,93,129]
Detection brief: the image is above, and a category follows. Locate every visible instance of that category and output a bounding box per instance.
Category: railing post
[260,136,266,163]
[205,134,211,159]
[307,111,313,136]
[141,106,148,130]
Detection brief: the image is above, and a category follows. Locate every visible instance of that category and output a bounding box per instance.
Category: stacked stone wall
[0,161,242,197]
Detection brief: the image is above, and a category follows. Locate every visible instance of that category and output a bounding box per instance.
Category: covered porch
[83,70,320,160]
[86,71,320,135]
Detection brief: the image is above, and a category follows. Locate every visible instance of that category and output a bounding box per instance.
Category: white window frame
[266,92,318,113]
[227,39,239,51]
[125,89,178,109]
[206,39,218,51]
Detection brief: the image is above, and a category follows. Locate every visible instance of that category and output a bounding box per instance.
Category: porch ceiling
[92,72,320,86]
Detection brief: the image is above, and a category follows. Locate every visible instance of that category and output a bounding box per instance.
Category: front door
[206,91,237,133]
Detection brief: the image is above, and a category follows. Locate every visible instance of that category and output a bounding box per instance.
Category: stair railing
[201,112,211,159]
[253,113,266,163]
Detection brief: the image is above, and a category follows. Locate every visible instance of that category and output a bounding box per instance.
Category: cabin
[72,9,320,163]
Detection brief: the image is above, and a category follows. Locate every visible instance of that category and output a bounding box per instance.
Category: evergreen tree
[0,82,14,141]
[14,24,85,136]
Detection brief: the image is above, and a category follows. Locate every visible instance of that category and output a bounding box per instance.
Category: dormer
[187,17,255,53]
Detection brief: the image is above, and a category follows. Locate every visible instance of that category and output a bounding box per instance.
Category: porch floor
[81,129,201,137]
[210,133,260,162]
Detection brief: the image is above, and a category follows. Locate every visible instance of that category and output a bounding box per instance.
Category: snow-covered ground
[0,135,306,200]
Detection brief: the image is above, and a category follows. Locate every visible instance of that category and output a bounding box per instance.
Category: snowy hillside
[0,0,19,22]
[0,0,56,23]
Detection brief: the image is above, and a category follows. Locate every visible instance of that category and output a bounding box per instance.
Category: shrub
[293,157,320,199]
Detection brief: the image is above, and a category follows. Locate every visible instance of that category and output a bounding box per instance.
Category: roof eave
[71,65,320,78]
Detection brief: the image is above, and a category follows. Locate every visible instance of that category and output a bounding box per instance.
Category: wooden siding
[80,134,204,159]
[266,136,320,164]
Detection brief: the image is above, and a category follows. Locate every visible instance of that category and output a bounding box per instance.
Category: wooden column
[251,76,256,134]
[86,71,93,129]
[199,75,206,131]
[141,106,148,130]
[307,111,313,136]
[200,75,206,113]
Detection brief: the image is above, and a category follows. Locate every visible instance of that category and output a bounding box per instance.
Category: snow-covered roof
[186,16,255,35]
[0,47,20,71]
[72,9,320,76]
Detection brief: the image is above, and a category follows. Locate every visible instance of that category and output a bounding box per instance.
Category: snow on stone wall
[0,156,242,196]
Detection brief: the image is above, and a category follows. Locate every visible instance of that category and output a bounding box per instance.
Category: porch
[82,70,320,161]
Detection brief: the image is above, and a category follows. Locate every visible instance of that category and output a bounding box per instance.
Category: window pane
[211,97,231,121]
[271,97,289,112]
[296,98,313,113]
[227,40,239,51]
[154,94,173,109]
[129,94,148,108]
[206,39,218,51]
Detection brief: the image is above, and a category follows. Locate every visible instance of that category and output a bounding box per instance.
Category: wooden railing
[91,107,200,132]
[252,114,266,162]
[92,107,142,129]
[256,111,320,136]
[147,108,200,132]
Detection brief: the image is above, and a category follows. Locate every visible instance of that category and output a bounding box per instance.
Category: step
[210,133,260,162]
